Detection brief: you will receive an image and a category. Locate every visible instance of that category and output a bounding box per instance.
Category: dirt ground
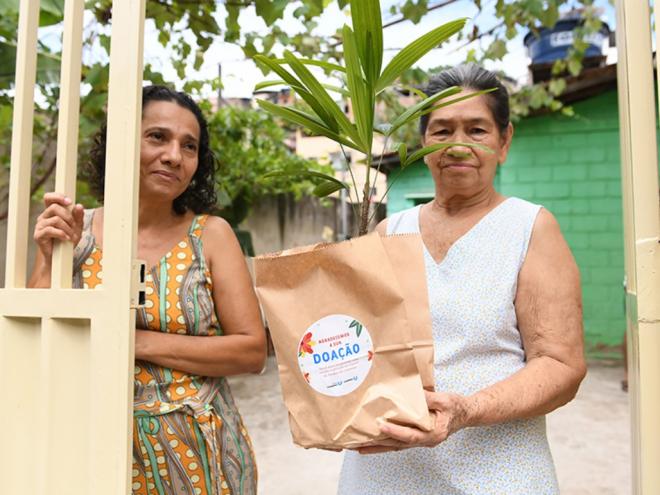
[228,360,630,495]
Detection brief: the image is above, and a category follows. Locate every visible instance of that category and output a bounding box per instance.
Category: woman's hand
[358,391,471,455]
[28,193,84,288]
[34,192,85,262]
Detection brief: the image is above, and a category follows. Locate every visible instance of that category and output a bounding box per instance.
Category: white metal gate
[0,1,146,493]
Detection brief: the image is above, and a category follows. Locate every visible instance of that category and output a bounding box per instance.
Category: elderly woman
[28,86,266,495]
[338,64,586,494]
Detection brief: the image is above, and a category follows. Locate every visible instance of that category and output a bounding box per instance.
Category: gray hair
[419,64,510,136]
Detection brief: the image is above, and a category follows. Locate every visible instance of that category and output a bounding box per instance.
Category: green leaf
[254,79,349,98]
[567,58,582,77]
[83,63,108,88]
[272,57,346,74]
[225,4,240,43]
[342,25,373,153]
[0,104,12,128]
[388,86,461,136]
[255,54,339,132]
[40,0,63,14]
[540,2,559,28]
[321,84,350,97]
[254,79,288,91]
[376,18,466,93]
[0,0,18,12]
[255,0,288,25]
[39,0,64,26]
[253,56,301,88]
[404,142,493,167]
[255,99,362,151]
[416,88,497,119]
[548,78,566,97]
[484,39,506,61]
[99,34,111,54]
[398,143,407,166]
[282,50,363,148]
[264,169,348,197]
[253,79,311,93]
[350,0,382,85]
[396,83,428,100]
[313,180,346,197]
[401,0,428,23]
[0,40,61,85]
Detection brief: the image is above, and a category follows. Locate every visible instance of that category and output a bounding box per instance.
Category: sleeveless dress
[73,210,257,495]
[338,197,559,495]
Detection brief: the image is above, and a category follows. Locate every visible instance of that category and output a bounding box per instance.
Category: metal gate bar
[615,1,660,493]
[0,1,146,493]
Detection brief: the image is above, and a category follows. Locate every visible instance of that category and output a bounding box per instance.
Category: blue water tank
[523,13,610,65]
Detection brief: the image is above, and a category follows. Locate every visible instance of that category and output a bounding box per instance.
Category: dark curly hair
[86,85,217,214]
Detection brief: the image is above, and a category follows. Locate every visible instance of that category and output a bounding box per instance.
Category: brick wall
[386,90,627,356]
[386,161,435,213]
[502,90,624,355]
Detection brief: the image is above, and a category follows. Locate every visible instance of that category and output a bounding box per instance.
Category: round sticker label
[298,314,374,397]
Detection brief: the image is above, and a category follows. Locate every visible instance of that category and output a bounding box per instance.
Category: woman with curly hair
[28,85,266,495]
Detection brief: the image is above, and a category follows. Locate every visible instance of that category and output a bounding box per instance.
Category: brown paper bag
[254,232,434,449]
[380,235,435,391]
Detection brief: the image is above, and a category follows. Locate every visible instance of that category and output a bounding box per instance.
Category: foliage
[234,0,605,120]
[254,0,495,236]
[207,103,332,227]
[0,0,609,221]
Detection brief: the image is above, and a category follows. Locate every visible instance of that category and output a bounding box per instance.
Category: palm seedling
[254,0,491,236]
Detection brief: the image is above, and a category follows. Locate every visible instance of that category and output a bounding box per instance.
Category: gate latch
[130,259,147,309]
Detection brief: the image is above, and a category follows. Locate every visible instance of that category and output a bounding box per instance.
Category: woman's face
[422,89,512,197]
[139,100,201,204]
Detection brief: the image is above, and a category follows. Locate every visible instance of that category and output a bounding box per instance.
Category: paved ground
[229,360,630,495]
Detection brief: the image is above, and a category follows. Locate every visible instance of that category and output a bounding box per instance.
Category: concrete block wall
[386,162,435,213]
[501,91,625,354]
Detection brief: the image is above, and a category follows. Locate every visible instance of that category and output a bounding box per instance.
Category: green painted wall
[386,90,626,356]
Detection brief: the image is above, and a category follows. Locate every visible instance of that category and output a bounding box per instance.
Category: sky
[142,0,618,99]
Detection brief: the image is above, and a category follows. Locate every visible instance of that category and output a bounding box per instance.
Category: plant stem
[339,144,360,228]
[368,162,407,226]
[370,136,390,203]
[359,150,372,236]
[362,138,390,229]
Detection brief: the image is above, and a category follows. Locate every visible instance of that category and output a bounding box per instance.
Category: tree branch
[448,21,505,55]
[383,0,460,29]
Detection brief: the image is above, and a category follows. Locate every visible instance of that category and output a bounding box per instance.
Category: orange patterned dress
[73,210,258,495]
